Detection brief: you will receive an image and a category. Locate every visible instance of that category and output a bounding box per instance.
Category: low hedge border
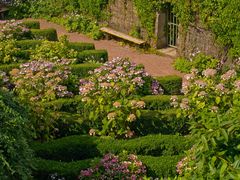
[76,50,108,63]
[141,95,183,110]
[15,40,43,50]
[33,158,100,180]
[67,42,95,52]
[134,110,189,135]
[40,96,82,113]
[30,28,58,41]
[22,20,40,29]
[33,155,182,179]
[0,63,21,73]
[31,134,192,162]
[70,63,101,78]
[155,76,182,95]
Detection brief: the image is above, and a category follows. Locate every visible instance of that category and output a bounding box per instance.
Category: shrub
[174,66,240,179]
[76,50,108,63]
[155,75,182,95]
[33,158,99,180]
[67,42,95,52]
[0,20,31,40]
[0,90,33,179]
[79,152,146,179]
[30,28,58,41]
[174,57,192,73]
[141,95,183,110]
[174,53,220,73]
[0,40,23,64]
[31,134,192,161]
[134,110,189,135]
[11,59,73,103]
[70,63,101,78]
[79,58,163,138]
[22,20,40,29]
[40,95,82,112]
[33,155,182,179]
[139,155,183,178]
[31,39,78,61]
[0,64,21,73]
[15,40,43,50]
[10,60,74,140]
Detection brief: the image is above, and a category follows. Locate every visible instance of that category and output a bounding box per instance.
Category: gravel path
[34,19,183,77]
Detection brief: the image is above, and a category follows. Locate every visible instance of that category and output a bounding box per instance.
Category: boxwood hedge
[31,134,192,162]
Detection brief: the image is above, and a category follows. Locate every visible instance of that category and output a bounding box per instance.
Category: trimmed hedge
[155,75,182,95]
[33,158,99,180]
[68,42,95,52]
[33,155,182,179]
[139,155,183,178]
[31,134,192,162]
[76,50,108,63]
[22,20,40,29]
[134,110,189,135]
[142,95,175,110]
[30,28,58,41]
[0,63,21,73]
[15,40,43,50]
[70,63,101,78]
[40,96,82,113]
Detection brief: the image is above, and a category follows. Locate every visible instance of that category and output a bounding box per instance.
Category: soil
[32,19,184,77]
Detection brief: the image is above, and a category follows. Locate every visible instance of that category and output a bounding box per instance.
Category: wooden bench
[0,6,9,19]
[100,27,146,46]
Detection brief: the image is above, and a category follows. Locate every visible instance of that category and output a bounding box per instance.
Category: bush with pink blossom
[79,152,146,180]
[79,57,163,138]
[173,63,240,179]
[0,20,31,40]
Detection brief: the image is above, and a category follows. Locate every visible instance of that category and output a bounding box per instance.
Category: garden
[1,0,240,180]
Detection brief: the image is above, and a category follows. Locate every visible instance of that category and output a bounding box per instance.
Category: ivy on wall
[172,0,240,59]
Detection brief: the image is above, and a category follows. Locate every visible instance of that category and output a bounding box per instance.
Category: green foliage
[173,0,240,59]
[22,20,40,29]
[31,40,77,61]
[76,50,108,63]
[134,109,189,135]
[31,134,191,161]
[79,58,153,138]
[0,90,33,179]
[174,53,219,73]
[139,155,183,178]
[67,42,95,52]
[141,95,183,110]
[175,65,240,178]
[70,63,101,78]
[0,40,22,64]
[0,63,21,73]
[174,57,192,73]
[155,75,182,95]
[30,28,58,41]
[15,40,43,50]
[33,158,99,180]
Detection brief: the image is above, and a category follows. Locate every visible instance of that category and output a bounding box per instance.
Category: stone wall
[108,0,148,40]
[178,24,228,61]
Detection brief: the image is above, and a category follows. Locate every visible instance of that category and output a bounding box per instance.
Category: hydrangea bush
[0,40,22,64]
[79,57,163,138]
[79,152,146,179]
[31,36,78,61]
[173,63,240,179]
[10,59,73,103]
[0,20,30,40]
[10,59,74,140]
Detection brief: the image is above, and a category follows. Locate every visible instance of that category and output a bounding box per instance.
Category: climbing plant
[172,0,240,58]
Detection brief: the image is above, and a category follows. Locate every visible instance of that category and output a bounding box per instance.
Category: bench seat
[100,27,146,46]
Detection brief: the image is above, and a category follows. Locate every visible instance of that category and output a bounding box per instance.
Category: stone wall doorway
[167,9,179,47]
